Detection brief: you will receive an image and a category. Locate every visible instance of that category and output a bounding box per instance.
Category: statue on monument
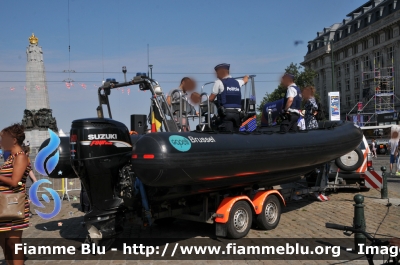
[29,33,38,45]
[48,116,58,131]
[22,110,34,130]
[21,108,58,132]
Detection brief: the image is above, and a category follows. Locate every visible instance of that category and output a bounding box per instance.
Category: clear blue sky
[0,0,365,132]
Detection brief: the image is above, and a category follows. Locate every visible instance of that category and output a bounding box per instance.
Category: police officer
[208,63,248,132]
[280,73,302,132]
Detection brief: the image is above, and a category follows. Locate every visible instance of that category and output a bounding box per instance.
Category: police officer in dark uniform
[280,73,302,132]
[208,63,249,132]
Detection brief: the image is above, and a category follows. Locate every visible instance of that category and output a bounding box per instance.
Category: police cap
[214,63,230,71]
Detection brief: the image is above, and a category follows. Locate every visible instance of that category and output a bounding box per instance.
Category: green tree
[256,63,317,124]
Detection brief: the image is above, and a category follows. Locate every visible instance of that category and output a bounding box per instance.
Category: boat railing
[198,93,212,131]
[170,89,199,132]
[96,75,180,132]
[147,81,180,132]
[267,108,273,127]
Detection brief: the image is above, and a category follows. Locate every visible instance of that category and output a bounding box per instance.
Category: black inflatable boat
[132,120,362,189]
[47,118,362,195]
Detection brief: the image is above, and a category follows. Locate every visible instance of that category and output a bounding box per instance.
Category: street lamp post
[122,66,127,82]
[148,64,153,79]
[329,40,335,92]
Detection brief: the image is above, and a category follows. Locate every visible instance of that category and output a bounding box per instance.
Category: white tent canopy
[58,129,67,136]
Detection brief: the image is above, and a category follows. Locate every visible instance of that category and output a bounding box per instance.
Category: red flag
[127,88,130,95]
[80,83,87,89]
[36,85,40,90]
[65,82,71,89]
[10,87,15,91]
[121,88,124,93]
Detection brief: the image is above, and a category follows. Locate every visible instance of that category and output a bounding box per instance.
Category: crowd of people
[166,65,323,134]
[280,73,323,133]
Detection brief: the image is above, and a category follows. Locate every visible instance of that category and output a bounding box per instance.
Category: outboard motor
[70,118,133,247]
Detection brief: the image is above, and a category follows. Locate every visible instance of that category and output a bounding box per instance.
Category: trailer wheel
[226,201,252,239]
[256,195,281,230]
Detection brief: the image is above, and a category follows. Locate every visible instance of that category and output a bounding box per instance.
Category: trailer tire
[226,201,252,239]
[256,195,281,230]
[335,148,364,172]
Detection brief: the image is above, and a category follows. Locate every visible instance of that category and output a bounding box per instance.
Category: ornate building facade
[302,0,400,122]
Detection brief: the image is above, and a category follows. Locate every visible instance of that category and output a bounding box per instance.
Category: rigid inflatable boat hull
[132,121,363,188]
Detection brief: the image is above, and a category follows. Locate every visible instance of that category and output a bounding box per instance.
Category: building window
[363,40,368,50]
[374,51,381,67]
[389,3,394,14]
[335,53,340,62]
[364,55,370,69]
[374,35,380,46]
[353,45,358,55]
[354,59,359,71]
[388,46,394,62]
[386,28,393,40]
[355,77,359,89]
[375,11,380,21]
[345,63,350,75]
[364,17,368,27]
[344,49,348,58]
[337,81,342,92]
[346,80,350,91]
[337,66,341,77]
[322,70,326,82]
[346,95,351,106]
[355,94,360,103]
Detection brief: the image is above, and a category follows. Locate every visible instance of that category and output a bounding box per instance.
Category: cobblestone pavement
[1,157,400,264]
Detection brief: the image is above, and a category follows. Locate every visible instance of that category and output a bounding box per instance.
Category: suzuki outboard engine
[70,118,133,247]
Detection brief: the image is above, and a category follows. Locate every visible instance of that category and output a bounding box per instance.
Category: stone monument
[21,33,58,154]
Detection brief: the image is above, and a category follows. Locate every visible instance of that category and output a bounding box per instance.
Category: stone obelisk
[22,33,58,155]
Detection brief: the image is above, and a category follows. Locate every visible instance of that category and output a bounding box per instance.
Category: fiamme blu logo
[30,129,62,219]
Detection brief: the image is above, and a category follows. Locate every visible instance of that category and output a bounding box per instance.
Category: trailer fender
[252,190,285,215]
[215,196,254,224]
